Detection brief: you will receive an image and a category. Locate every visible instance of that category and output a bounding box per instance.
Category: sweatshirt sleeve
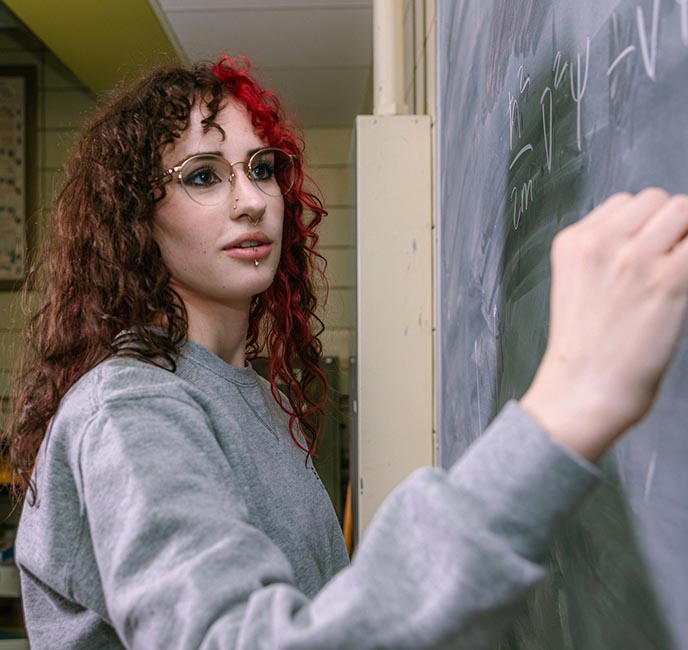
[78,392,601,650]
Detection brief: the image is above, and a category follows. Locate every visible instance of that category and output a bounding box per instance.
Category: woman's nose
[229,166,267,219]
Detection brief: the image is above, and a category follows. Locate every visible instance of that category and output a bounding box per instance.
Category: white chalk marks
[608,0,688,82]
[517,65,531,94]
[511,179,535,230]
[508,92,522,150]
[644,449,658,500]
[677,0,688,46]
[540,87,553,172]
[504,0,688,231]
[607,45,637,76]
[552,51,569,89]
[570,36,591,152]
[509,144,534,170]
[637,0,661,80]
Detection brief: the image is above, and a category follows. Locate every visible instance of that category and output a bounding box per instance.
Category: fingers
[581,192,633,225]
[634,194,688,255]
[591,188,670,238]
[664,220,688,288]
[573,186,688,264]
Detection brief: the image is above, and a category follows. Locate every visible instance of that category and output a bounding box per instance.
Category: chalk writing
[637,0,661,80]
[607,0,688,82]
[552,51,569,89]
[607,45,636,75]
[517,65,531,94]
[678,0,688,46]
[509,144,533,170]
[511,177,535,230]
[505,0,688,231]
[540,87,553,172]
[507,92,522,150]
[644,449,658,500]
[570,36,591,152]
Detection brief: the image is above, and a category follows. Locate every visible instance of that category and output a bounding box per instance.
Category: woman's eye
[184,167,221,187]
[250,162,275,182]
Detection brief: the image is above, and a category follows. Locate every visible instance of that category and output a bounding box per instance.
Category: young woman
[5,56,688,650]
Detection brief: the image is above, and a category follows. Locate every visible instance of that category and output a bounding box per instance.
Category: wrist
[519,365,627,463]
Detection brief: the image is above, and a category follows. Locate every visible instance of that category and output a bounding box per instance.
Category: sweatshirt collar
[180,339,258,387]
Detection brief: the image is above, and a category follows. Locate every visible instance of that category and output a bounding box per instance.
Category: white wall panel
[355,115,433,536]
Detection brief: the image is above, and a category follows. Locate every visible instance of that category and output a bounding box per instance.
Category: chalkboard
[436,1,688,648]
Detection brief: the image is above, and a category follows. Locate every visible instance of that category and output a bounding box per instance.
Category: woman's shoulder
[54,355,206,434]
[40,355,210,470]
[69,355,184,401]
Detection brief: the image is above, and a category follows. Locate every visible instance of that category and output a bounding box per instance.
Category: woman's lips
[222,242,273,260]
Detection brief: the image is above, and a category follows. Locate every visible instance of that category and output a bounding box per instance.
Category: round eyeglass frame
[156,147,296,206]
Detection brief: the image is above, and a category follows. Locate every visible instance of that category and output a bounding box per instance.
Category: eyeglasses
[157,147,296,206]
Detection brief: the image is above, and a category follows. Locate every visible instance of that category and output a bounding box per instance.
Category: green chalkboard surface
[437,1,688,648]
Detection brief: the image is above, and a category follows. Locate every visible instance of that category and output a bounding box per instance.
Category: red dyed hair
[3,57,328,502]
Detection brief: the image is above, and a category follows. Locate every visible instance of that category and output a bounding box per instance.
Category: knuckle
[668,194,688,213]
[654,264,681,296]
[580,240,605,264]
[551,228,572,257]
[552,225,602,265]
[614,244,643,278]
[638,186,669,202]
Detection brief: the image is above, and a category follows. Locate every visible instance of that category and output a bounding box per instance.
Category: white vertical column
[373,0,407,116]
[355,114,433,538]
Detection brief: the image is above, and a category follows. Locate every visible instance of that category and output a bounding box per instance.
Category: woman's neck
[183,299,251,368]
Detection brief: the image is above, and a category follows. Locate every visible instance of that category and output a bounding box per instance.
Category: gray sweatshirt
[16,340,600,649]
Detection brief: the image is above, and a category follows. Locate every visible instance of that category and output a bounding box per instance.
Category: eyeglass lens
[180,148,295,206]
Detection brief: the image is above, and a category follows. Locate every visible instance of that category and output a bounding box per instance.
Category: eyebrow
[171,150,221,168]
[171,147,266,169]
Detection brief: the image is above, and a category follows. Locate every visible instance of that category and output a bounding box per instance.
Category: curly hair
[3,56,329,503]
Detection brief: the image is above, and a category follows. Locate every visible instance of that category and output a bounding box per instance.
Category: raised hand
[520,188,688,461]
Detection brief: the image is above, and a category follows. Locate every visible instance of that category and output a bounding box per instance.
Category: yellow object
[343,480,353,556]
[4,0,180,92]
[0,463,14,486]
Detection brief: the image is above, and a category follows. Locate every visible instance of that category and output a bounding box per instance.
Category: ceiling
[153,0,374,127]
[3,0,373,128]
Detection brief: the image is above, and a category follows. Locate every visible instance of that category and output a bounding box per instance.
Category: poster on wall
[0,67,35,289]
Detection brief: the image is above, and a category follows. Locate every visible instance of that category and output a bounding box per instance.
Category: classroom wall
[0,16,96,404]
[303,128,356,382]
